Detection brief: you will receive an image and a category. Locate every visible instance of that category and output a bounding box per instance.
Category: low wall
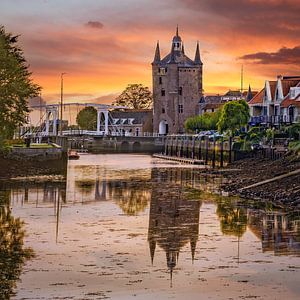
[9,147,63,161]
[65,135,165,153]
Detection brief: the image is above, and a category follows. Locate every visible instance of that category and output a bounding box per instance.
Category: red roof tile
[281,79,300,96]
[281,98,300,108]
[248,88,264,105]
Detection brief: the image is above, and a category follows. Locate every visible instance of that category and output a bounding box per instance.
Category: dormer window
[159,68,166,75]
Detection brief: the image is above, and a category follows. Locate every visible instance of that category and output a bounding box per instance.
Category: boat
[68,149,80,160]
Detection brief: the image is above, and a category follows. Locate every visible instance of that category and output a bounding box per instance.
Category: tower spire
[176,24,179,37]
[153,41,161,64]
[194,41,202,65]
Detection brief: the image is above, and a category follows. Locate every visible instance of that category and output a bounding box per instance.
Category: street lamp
[60,72,66,135]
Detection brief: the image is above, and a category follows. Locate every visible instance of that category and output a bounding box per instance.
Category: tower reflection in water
[147,169,201,284]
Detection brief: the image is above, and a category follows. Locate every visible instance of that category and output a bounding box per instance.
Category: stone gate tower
[152,27,203,134]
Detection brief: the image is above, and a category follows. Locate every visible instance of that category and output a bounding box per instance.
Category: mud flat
[220,156,300,208]
[0,155,67,180]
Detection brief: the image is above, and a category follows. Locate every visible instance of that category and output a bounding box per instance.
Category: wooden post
[220,138,224,168]
[191,137,195,159]
[229,136,233,164]
[205,136,209,165]
[199,138,202,160]
[164,137,168,155]
[212,137,216,168]
[186,139,189,158]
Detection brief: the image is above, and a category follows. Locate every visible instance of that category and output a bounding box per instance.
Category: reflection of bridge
[27,102,126,137]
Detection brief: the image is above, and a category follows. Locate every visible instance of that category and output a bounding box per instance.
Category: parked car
[251,143,263,151]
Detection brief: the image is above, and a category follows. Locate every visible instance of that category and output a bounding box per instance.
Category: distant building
[199,95,222,114]
[248,75,300,126]
[152,27,203,135]
[199,86,257,115]
[109,109,153,136]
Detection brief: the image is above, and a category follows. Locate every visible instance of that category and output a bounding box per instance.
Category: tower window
[178,104,183,113]
[162,108,165,113]
[161,89,165,96]
[179,87,182,96]
[159,68,166,75]
[159,77,162,84]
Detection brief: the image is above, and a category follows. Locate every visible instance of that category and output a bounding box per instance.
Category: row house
[249,76,300,126]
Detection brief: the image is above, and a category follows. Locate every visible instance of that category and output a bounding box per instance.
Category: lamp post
[60,72,66,135]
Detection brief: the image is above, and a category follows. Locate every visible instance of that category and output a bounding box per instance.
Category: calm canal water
[1,154,300,299]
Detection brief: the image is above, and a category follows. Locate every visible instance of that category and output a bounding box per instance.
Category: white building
[248,76,300,126]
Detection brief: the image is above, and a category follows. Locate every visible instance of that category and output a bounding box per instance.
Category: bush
[185,110,221,132]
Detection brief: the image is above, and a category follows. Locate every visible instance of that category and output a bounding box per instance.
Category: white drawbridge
[24,103,127,137]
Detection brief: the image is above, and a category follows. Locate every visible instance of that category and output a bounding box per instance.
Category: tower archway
[159,120,168,135]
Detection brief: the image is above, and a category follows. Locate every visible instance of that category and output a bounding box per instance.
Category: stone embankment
[221,156,300,208]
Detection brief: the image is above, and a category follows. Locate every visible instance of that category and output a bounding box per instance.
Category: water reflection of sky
[4,154,300,299]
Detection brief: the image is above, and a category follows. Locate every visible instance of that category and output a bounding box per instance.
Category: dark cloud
[178,0,300,38]
[240,45,300,64]
[85,21,104,29]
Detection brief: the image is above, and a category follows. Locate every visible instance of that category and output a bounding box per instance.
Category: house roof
[248,78,300,106]
[160,51,196,67]
[202,103,223,110]
[281,94,300,108]
[281,79,300,95]
[111,109,152,125]
[248,88,265,105]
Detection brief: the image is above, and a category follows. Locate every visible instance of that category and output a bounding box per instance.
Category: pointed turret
[176,24,179,37]
[181,42,185,55]
[246,85,253,102]
[153,41,161,64]
[194,41,202,65]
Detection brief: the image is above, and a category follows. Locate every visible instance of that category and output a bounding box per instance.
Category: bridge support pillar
[45,112,50,136]
[97,109,109,135]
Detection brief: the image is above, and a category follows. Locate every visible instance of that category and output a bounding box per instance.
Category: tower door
[159,120,168,135]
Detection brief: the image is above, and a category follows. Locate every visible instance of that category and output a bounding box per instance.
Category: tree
[76,106,97,130]
[112,84,153,109]
[184,110,221,132]
[0,26,41,141]
[217,100,250,135]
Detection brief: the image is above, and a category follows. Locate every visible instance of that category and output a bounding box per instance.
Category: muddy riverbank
[221,155,300,208]
[0,155,67,180]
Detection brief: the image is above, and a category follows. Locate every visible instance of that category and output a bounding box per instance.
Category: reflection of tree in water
[216,199,247,238]
[75,180,95,192]
[113,181,151,216]
[0,190,34,299]
[148,169,201,283]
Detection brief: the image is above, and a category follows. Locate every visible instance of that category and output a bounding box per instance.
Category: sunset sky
[2,0,300,104]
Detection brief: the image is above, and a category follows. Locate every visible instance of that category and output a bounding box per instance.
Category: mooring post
[212,137,216,168]
[229,136,233,163]
[220,138,224,168]
[164,136,168,155]
[191,137,195,159]
[199,138,202,160]
[205,136,209,165]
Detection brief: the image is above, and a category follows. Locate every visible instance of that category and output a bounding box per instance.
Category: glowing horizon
[2,0,300,104]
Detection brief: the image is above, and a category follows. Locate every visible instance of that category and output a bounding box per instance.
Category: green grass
[11,143,55,149]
